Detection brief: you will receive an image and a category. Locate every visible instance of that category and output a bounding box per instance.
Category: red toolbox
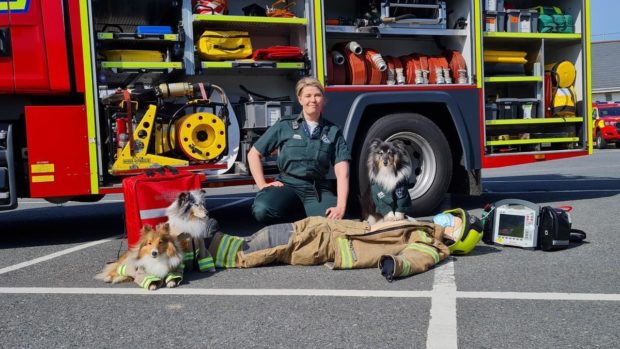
[122,167,203,248]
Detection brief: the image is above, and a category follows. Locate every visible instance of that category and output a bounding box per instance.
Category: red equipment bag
[251,46,304,61]
[122,167,203,248]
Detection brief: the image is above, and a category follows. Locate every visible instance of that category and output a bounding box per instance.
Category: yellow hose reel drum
[546,61,576,88]
[175,111,227,161]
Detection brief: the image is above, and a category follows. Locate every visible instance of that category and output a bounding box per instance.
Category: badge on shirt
[292,134,302,140]
[321,134,331,144]
[377,191,385,199]
[395,186,406,199]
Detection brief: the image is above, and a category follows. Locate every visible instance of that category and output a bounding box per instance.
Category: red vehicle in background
[592,102,620,148]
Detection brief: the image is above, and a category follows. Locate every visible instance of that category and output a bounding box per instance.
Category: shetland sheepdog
[362,138,413,225]
[96,223,183,290]
[165,189,219,240]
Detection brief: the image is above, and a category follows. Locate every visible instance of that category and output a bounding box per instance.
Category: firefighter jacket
[206,216,450,280]
[116,263,183,290]
[371,181,412,216]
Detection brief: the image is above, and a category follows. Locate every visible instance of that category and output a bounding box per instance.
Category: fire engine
[0,0,592,214]
[592,101,620,149]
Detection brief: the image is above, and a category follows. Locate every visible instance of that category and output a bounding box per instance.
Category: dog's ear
[156,222,171,234]
[391,139,408,155]
[177,192,189,205]
[370,138,383,151]
[141,224,154,234]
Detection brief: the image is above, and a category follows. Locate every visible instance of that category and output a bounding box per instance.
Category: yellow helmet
[434,208,483,255]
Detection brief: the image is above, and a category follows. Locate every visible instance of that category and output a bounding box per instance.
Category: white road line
[426,258,458,349]
[209,197,253,212]
[483,178,620,183]
[483,189,620,194]
[458,291,620,301]
[0,238,115,275]
[1,287,616,301]
[0,287,433,297]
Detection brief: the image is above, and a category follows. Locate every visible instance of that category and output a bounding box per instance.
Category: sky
[590,0,620,41]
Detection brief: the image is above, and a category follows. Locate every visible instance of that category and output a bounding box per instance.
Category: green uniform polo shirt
[371,181,412,216]
[253,114,351,180]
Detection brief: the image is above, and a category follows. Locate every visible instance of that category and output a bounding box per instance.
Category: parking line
[0,238,116,275]
[0,287,617,301]
[426,258,457,349]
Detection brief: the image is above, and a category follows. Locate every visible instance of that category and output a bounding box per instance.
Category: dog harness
[371,181,412,216]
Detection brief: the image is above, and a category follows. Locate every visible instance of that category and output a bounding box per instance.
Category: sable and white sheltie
[95,223,183,290]
[165,189,218,240]
[362,138,413,224]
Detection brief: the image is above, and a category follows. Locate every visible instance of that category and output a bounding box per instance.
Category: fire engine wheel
[595,131,607,149]
[357,112,453,216]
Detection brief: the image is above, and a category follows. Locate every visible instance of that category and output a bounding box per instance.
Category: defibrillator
[482,199,586,251]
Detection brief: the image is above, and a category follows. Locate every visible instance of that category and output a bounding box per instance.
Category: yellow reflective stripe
[337,238,353,269]
[165,272,183,284]
[198,256,215,271]
[406,243,440,264]
[398,256,412,277]
[416,230,432,243]
[225,238,243,268]
[215,235,232,268]
[140,276,161,289]
[183,252,194,261]
[116,264,127,276]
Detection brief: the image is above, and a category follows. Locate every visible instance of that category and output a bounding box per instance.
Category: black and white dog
[362,139,413,225]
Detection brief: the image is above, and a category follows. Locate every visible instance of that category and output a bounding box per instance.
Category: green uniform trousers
[251,175,337,224]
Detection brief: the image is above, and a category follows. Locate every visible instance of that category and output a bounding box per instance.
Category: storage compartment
[506,10,534,33]
[240,101,294,129]
[496,98,519,119]
[484,11,505,32]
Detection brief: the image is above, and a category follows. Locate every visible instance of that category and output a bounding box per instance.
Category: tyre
[355,113,452,216]
[595,131,607,149]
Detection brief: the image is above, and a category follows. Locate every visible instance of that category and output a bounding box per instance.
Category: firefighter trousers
[206,217,450,280]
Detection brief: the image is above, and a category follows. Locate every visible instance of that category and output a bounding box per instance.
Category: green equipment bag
[532,6,573,33]
[537,15,557,33]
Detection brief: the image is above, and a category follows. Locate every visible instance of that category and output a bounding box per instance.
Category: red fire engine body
[0,0,593,214]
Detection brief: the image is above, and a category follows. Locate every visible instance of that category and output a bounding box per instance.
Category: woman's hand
[259,180,284,190]
[325,205,346,220]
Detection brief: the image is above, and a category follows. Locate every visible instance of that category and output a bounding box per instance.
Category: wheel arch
[342,91,480,172]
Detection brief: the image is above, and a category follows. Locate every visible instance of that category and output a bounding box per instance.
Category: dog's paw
[394,212,405,221]
[166,280,179,288]
[148,283,159,291]
[384,212,397,221]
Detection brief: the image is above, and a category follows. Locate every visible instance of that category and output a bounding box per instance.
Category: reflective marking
[0,238,116,275]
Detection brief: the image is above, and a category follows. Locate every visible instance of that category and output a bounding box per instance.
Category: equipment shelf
[486,117,583,126]
[97,32,181,42]
[486,137,579,146]
[193,15,307,27]
[484,76,543,83]
[325,25,468,37]
[100,62,183,69]
[201,61,305,69]
[483,32,582,40]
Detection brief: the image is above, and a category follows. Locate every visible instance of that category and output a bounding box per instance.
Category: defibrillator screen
[498,214,526,238]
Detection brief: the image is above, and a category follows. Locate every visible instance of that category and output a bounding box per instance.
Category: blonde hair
[295,77,325,97]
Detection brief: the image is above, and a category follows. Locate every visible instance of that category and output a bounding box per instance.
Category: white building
[592,41,620,102]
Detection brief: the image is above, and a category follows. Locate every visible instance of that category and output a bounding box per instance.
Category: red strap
[251,46,303,61]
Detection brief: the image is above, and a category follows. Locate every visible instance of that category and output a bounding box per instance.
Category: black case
[538,206,571,251]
